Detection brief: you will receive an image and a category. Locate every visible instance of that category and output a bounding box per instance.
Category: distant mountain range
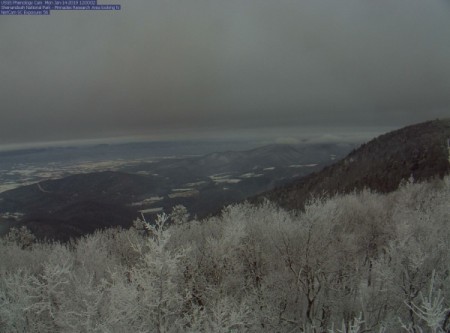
[257,119,450,210]
[0,142,352,241]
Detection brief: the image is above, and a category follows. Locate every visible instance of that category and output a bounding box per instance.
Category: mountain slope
[258,119,450,210]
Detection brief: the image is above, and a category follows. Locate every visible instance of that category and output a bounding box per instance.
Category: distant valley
[0,140,263,193]
[0,141,355,240]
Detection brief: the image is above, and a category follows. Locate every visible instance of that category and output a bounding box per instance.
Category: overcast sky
[1,0,450,145]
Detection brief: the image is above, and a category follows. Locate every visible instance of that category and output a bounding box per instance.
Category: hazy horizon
[0,123,396,152]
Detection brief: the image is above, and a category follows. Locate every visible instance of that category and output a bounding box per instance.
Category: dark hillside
[258,119,450,210]
[0,172,160,241]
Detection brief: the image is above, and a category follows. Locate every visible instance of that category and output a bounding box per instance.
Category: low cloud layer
[1,0,449,144]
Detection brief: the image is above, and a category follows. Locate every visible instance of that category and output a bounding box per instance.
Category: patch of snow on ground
[289,164,318,168]
[172,188,194,192]
[213,178,241,184]
[130,197,164,207]
[240,172,263,178]
[185,181,208,187]
[168,190,199,198]
[0,212,24,221]
[139,207,163,214]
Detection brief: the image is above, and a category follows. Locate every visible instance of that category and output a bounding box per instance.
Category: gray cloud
[1,0,450,144]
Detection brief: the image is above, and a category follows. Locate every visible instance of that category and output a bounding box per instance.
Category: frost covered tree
[170,205,190,225]
[5,226,36,249]
[0,176,449,332]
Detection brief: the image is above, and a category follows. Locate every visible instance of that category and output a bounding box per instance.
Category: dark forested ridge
[257,119,450,210]
[0,172,158,241]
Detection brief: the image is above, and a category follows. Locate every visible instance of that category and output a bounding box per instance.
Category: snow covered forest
[1,177,449,332]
